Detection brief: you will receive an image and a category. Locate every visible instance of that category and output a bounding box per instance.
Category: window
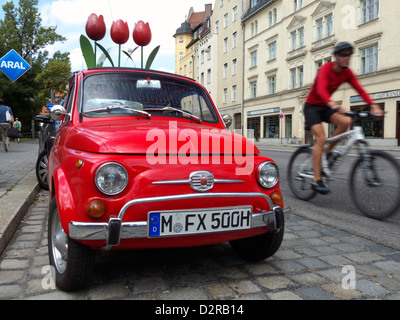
[250,51,257,68]
[316,14,333,41]
[223,88,228,103]
[351,104,383,138]
[179,52,183,60]
[251,21,258,37]
[223,63,228,78]
[232,31,237,48]
[285,115,293,138]
[233,6,237,22]
[293,0,303,12]
[251,0,258,8]
[290,27,304,51]
[290,66,304,89]
[207,69,211,83]
[232,58,237,75]
[207,46,211,60]
[361,45,378,74]
[268,75,276,94]
[224,38,228,53]
[201,50,205,63]
[179,36,183,43]
[215,21,219,34]
[290,68,297,89]
[232,85,237,102]
[361,0,379,24]
[250,81,257,98]
[224,13,228,28]
[291,31,297,51]
[264,115,279,138]
[268,42,277,61]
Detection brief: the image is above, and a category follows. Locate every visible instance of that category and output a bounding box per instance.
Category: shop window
[264,115,280,138]
[351,104,384,138]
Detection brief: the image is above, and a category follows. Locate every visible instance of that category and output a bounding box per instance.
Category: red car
[47,68,290,291]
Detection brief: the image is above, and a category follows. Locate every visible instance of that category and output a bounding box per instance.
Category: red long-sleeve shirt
[306,62,374,105]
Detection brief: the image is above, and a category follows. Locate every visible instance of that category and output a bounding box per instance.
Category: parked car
[34,114,59,190]
[47,68,290,291]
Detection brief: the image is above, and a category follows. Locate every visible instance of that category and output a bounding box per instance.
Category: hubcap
[38,154,48,185]
[50,208,68,274]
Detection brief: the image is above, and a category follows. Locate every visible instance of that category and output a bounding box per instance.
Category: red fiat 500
[47,68,290,291]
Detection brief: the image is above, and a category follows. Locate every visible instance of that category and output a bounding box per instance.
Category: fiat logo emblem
[190,171,214,192]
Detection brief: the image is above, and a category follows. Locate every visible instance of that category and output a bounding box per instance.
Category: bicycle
[287,111,400,220]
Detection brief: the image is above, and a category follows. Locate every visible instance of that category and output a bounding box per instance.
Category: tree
[0,0,70,135]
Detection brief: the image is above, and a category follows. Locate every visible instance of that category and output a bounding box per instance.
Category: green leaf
[145,45,160,69]
[80,35,95,68]
[122,50,134,62]
[96,42,114,67]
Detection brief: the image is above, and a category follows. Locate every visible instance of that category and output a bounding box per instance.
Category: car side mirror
[222,114,232,129]
[50,105,68,121]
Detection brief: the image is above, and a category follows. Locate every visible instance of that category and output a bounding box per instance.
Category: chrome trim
[68,192,291,248]
[152,178,244,185]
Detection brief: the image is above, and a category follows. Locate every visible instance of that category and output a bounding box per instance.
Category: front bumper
[68,192,291,249]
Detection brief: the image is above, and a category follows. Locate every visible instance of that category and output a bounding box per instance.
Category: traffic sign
[47,103,54,111]
[279,114,284,119]
[0,49,31,82]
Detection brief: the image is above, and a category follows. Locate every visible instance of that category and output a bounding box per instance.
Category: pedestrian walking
[0,98,14,152]
[14,117,22,143]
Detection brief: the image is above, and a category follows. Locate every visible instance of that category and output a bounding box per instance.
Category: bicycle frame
[299,125,369,181]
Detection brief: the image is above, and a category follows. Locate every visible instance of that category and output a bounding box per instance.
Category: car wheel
[36,150,49,190]
[229,228,284,262]
[48,197,94,291]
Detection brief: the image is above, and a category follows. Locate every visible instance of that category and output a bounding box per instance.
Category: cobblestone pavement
[1,190,400,300]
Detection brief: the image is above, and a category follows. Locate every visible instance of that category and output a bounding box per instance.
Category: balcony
[311,35,336,52]
[286,46,307,61]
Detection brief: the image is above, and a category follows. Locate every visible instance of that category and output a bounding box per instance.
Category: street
[0,143,400,300]
[260,146,400,250]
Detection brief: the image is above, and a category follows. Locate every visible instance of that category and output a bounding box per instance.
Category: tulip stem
[141,46,143,69]
[118,44,121,67]
[94,41,97,67]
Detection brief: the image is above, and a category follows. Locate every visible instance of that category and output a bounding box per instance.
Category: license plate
[148,206,252,237]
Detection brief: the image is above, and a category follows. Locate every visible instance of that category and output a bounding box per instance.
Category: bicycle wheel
[350,150,400,220]
[288,147,317,201]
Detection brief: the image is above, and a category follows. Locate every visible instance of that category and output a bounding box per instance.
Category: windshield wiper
[84,105,151,119]
[161,106,201,123]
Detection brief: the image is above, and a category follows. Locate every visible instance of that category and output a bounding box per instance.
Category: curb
[0,169,40,256]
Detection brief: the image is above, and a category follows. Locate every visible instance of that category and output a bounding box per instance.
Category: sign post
[279,114,284,144]
[0,49,31,82]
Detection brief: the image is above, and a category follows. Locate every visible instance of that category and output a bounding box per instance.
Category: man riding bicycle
[304,41,383,194]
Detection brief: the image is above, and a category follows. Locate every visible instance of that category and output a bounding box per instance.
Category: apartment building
[175,0,400,146]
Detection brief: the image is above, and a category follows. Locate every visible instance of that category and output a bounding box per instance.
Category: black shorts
[303,102,338,131]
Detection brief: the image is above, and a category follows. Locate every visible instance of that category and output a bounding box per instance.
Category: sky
[1,0,214,72]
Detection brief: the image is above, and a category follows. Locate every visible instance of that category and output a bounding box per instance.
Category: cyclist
[304,41,383,194]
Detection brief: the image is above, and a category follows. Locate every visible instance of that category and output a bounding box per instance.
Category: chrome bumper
[68,192,291,249]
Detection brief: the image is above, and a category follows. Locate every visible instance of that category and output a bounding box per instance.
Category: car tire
[48,197,94,291]
[36,150,49,190]
[229,228,284,262]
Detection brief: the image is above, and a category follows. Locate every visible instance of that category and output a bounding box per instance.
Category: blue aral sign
[0,49,31,82]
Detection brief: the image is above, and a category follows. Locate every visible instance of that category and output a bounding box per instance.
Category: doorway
[397,102,400,146]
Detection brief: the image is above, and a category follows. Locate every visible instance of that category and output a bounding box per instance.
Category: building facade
[175,0,400,146]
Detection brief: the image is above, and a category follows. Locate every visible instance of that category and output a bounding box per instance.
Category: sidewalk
[0,140,40,255]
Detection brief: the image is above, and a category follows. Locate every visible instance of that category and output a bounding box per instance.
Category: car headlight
[95,162,128,195]
[256,161,279,188]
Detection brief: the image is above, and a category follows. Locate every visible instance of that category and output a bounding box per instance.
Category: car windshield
[81,72,218,123]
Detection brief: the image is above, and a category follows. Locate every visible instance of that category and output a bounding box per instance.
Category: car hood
[64,119,260,155]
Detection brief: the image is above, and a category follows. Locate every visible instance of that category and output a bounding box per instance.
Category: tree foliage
[0,0,70,134]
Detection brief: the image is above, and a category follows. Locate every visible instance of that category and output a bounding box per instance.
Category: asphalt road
[259,146,400,251]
